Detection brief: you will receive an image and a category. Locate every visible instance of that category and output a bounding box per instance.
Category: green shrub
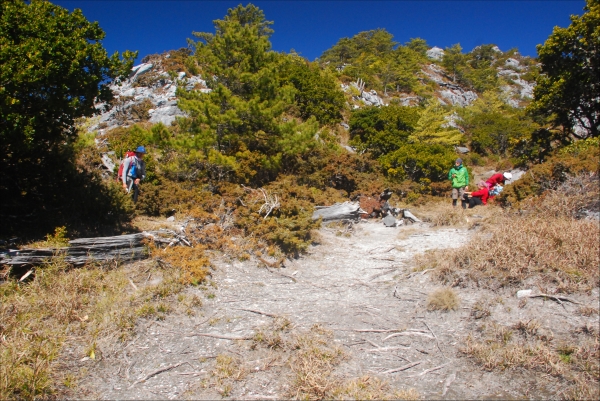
[498,137,600,207]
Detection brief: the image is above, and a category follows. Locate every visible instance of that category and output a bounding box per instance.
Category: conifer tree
[442,44,467,83]
[178,4,319,183]
[531,0,599,138]
[409,100,463,145]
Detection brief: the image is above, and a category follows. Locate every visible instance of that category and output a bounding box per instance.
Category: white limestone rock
[505,58,521,69]
[426,46,445,61]
[514,78,534,99]
[361,90,384,106]
[498,69,520,78]
[130,63,153,81]
[440,89,477,107]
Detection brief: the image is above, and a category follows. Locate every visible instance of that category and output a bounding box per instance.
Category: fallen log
[312,202,366,221]
[402,210,422,223]
[1,230,186,268]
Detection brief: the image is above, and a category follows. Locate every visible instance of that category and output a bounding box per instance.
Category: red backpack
[117,151,137,182]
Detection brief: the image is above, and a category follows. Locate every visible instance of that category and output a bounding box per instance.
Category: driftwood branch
[184,332,253,340]
[527,293,581,305]
[381,361,421,374]
[2,230,189,268]
[312,202,366,221]
[408,362,451,377]
[129,362,187,388]
[237,308,279,318]
[383,331,434,341]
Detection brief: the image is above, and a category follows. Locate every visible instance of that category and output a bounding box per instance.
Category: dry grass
[426,287,460,311]
[252,316,292,350]
[288,325,346,400]
[428,213,599,292]
[415,175,599,292]
[527,173,599,219]
[335,376,420,400]
[410,201,499,228]
[212,354,247,396]
[0,256,195,400]
[461,322,599,400]
[247,322,415,400]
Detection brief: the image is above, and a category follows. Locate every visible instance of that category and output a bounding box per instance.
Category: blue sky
[54,1,586,62]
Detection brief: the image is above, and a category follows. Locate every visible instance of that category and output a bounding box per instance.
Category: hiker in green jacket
[448,158,469,208]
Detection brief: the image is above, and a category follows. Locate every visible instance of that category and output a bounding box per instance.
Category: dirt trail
[80,219,597,399]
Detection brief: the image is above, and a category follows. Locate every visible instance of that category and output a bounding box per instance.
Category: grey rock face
[440,89,477,107]
[426,46,445,61]
[89,61,213,132]
[505,58,521,69]
[130,63,154,82]
[361,89,384,106]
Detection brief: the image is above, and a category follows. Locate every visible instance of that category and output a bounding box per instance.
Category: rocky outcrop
[426,46,444,61]
[421,64,478,107]
[89,60,210,132]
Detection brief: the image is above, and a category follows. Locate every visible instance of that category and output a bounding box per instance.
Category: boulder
[383,214,397,227]
[440,89,477,107]
[361,90,384,106]
[131,63,153,81]
[505,58,521,69]
[426,46,445,61]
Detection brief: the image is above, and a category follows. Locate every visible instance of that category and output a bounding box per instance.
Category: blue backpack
[490,185,503,196]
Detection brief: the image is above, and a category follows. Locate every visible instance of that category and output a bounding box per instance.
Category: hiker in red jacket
[121,146,147,203]
[486,172,512,189]
[463,180,489,208]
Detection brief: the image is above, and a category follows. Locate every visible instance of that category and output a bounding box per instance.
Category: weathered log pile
[312,201,422,226]
[1,230,187,268]
[312,202,367,221]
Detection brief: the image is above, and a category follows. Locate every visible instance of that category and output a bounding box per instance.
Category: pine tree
[409,100,463,145]
[177,4,319,183]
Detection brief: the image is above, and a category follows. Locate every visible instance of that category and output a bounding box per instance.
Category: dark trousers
[468,197,484,208]
[126,178,140,203]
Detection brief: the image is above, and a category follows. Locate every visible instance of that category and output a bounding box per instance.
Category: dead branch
[408,362,451,377]
[368,268,397,281]
[254,188,280,219]
[258,255,285,269]
[368,246,396,254]
[184,332,253,340]
[128,277,138,291]
[381,361,421,374]
[263,264,297,282]
[176,370,207,376]
[527,294,581,305]
[393,286,419,301]
[423,320,446,358]
[19,269,33,281]
[354,329,401,333]
[129,362,188,388]
[365,346,411,353]
[237,308,278,318]
[383,332,434,341]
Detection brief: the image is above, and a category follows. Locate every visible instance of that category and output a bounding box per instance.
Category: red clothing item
[471,187,489,205]
[486,173,506,188]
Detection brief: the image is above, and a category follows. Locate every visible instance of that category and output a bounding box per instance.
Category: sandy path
[80,219,594,399]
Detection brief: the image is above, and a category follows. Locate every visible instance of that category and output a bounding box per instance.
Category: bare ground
[75,218,599,400]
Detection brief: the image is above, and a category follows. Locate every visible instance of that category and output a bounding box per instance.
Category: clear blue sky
[54,1,586,62]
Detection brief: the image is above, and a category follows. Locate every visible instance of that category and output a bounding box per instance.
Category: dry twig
[381,361,421,374]
[129,362,188,388]
[184,332,253,340]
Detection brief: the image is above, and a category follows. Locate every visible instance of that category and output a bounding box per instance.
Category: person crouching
[463,180,489,208]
